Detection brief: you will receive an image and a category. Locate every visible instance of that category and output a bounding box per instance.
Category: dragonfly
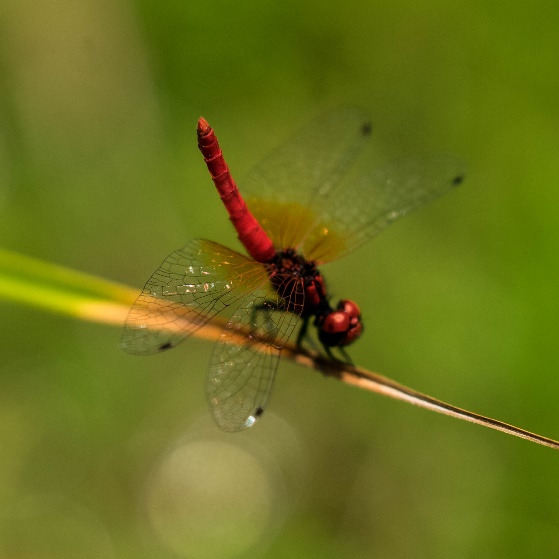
[121,107,464,432]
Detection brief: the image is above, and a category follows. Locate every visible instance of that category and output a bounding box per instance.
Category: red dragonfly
[121,108,463,432]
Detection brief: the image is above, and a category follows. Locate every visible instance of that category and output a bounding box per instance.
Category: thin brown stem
[279,342,559,450]
[126,297,559,449]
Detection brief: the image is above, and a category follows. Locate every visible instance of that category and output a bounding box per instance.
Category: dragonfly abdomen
[197,117,276,264]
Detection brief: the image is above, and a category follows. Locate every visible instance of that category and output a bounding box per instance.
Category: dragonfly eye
[318,300,363,348]
[337,299,360,319]
[322,311,350,334]
[341,320,363,346]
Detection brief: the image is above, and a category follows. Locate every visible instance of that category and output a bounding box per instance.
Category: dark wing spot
[361,121,373,136]
[158,342,173,351]
[452,174,464,186]
[254,407,264,418]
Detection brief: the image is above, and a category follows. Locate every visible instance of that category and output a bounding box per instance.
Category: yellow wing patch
[246,198,349,263]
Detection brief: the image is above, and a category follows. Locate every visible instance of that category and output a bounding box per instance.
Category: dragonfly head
[318,299,362,348]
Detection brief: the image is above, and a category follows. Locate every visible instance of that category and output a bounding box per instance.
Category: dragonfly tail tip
[197,117,210,134]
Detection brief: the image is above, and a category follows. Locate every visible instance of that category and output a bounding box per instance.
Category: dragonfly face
[318,299,363,348]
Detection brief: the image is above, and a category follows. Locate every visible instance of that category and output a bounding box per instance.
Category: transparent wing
[206,269,305,432]
[242,106,372,250]
[303,154,465,262]
[240,107,463,263]
[121,239,269,355]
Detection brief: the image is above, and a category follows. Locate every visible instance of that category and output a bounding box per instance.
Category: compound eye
[322,311,350,334]
[338,299,360,319]
[343,322,362,345]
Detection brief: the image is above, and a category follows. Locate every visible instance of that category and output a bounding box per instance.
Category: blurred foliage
[1,0,559,557]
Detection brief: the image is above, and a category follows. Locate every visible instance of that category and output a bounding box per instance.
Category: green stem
[0,248,137,324]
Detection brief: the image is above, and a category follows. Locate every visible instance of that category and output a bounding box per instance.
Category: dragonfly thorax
[267,248,322,313]
[268,248,363,348]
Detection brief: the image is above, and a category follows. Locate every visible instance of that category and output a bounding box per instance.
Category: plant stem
[1,247,557,449]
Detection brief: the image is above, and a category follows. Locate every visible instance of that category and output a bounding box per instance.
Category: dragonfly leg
[337,346,354,366]
[321,343,354,365]
[297,316,325,353]
[296,315,310,347]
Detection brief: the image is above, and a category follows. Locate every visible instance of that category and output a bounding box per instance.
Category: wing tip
[361,121,373,136]
[451,173,465,187]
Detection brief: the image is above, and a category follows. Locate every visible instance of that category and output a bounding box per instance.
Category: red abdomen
[197,118,276,263]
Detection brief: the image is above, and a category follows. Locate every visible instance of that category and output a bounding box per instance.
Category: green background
[1,1,558,557]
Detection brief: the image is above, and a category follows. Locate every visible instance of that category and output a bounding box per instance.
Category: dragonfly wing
[206,271,305,432]
[242,107,372,250]
[121,239,269,355]
[303,154,465,263]
[240,107,463,263]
